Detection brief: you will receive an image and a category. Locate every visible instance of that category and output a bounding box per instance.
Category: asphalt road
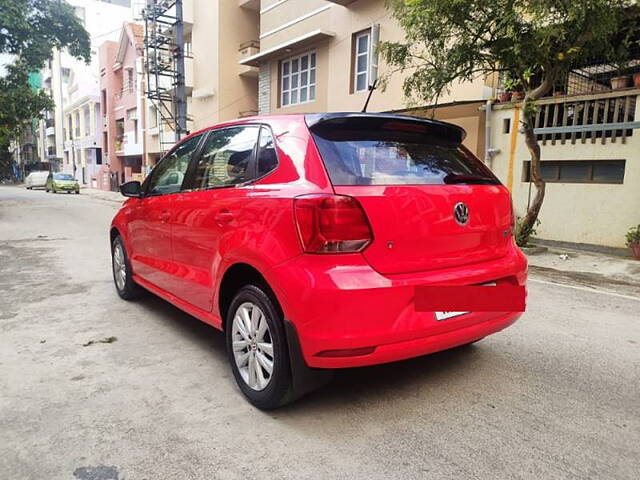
[1,185,638,480]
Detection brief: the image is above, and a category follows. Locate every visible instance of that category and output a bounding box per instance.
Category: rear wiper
[443,174,497,185]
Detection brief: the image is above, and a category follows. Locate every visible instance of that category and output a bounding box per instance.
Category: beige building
[489,89,640,249]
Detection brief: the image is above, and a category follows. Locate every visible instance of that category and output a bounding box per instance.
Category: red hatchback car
[110,113,527,408]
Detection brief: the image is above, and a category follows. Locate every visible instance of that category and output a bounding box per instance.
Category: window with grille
[281,52,316,107]
[522,160,625,184]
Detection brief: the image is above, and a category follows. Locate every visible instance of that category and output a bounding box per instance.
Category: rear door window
[310,117,498,186]
[190,126,260,189]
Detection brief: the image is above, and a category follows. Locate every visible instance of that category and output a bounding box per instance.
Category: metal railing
[533,90,639,145]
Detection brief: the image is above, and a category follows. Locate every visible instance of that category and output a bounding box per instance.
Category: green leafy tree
[0,0,90,176]
[380,0,640,246]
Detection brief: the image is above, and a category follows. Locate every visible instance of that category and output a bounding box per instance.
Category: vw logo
[454,202,469,225]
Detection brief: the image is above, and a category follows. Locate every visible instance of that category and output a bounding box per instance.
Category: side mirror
[120,180,142,198]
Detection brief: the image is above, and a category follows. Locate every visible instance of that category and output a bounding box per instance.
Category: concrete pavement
[1,185,638,480]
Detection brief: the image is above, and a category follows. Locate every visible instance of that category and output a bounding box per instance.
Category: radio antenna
[361,79,378,113]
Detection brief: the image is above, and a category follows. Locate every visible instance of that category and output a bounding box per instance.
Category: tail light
[294,194,373,253]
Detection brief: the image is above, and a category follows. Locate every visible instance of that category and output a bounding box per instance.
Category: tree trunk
[516,75,555,247]
[518,107,545,246]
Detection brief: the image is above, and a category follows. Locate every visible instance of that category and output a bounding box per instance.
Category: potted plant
[633,72,640,88]
[498,90,512,102]
[625,224,640,259]
[500,76,520,102]
[511,90,525,101]
[611,75,631,90]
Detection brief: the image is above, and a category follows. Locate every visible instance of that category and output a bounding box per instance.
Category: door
[127,134,204,293]
[170,125,262,312]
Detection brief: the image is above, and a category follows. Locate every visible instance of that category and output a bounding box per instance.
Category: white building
[38,0,134,183]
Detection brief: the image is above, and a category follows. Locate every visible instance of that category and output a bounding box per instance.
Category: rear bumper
[268,245,527,369]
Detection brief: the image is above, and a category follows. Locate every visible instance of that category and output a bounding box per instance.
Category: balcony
[46,126,56,137]
[45,118,55,128]
[115,83,135,101]
[494,57,640,146]
[239,29,335,67]
[526,90,640,146]
[238,41,260,78]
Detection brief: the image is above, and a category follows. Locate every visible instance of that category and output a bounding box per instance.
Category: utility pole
[56,51,65,173]
[174,0,187,141]
[71,128,77,180]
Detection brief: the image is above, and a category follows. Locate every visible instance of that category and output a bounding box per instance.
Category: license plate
[429,282,497,320]
[434,311,470,321]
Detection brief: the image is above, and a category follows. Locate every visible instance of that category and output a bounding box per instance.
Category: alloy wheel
[231,302,274,391]
[112,242,127,291]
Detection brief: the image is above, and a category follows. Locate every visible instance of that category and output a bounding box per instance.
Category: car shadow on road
[286,345,485,413]
[132,292,227,363]
[131,291,489,412]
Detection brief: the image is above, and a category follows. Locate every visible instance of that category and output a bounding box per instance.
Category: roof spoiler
[305,112,466,143]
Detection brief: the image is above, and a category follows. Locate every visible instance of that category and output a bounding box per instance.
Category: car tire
[45,188,49,192]
[226,285,294,410]
[52,188,56,194]
[75,191,80,195]
[111,235,142,300]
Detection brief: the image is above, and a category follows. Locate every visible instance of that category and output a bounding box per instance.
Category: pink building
[98,23,145,191]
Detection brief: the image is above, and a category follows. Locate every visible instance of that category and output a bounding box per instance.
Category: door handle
[214,210,234,226]
[159,210,171,223]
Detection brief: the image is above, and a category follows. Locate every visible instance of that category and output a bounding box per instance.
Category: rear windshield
[54,173,74,180]
[310,118,499,186]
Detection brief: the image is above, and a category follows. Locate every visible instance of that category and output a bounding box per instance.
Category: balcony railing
[115,84,135,100]
[532,90,640,145]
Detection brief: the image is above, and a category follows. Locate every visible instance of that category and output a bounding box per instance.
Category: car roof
[178,112,466,146]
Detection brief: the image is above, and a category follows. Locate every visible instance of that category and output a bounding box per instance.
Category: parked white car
[25,171,50,189]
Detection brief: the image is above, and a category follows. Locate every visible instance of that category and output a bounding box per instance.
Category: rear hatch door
[307,114,513,275]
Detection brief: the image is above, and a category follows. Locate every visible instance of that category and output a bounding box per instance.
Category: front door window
[146,135,203,196]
